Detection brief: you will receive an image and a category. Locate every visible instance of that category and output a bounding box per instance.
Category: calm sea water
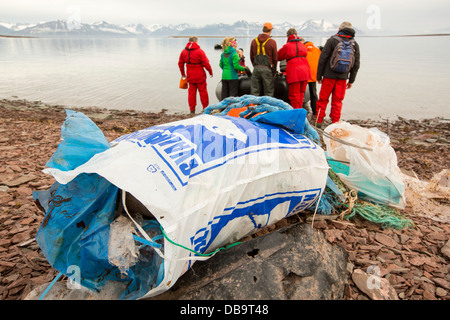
[0,35,449,120]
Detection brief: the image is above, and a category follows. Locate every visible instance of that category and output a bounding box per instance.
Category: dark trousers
[308,82,318,115]
[250,66,274,97]
[221,79,240,100]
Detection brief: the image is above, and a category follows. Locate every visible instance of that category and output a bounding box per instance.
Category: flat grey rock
[150,222,348,300]
[25,222,348,300]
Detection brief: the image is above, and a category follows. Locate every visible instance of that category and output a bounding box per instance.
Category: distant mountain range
[0,19,354,37]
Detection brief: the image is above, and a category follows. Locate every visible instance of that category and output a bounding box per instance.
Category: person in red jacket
[178,36,213,114]
[277,28,311,109]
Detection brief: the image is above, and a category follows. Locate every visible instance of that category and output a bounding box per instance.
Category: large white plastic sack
[324,121,406,209]
[43,114,329,298]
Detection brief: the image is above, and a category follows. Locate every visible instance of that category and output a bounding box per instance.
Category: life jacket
[277,34,310,84]
[254,37,271,68]
[185,42,202,66]
[286,38,306,61]
[178,41,212,83]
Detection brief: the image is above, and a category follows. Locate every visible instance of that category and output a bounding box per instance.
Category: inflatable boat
[215,74,310,107]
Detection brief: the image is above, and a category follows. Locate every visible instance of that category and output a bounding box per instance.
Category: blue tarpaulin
[33,109,164,300]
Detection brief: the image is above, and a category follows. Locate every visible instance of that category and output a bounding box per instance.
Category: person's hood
[304,41,316,51]
[337,27,355,38]
[287,34,302,43]
[185,41,200,50]
[257,33,271,43]
[223,46,237,55]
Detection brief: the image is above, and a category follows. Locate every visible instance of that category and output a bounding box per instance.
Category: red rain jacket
[277,34,311,84]
[178,41,213,84]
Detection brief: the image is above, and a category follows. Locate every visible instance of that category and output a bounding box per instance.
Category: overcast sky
[1,0,449,33]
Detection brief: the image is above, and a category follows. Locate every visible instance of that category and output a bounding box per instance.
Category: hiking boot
[190,110,195,115]
[316,122,322,129]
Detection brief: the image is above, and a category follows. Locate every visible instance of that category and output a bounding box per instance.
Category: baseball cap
[263,22,273,30]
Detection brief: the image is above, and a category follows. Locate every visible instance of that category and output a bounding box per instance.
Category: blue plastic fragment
[249,108,307,134]
[38,272,63,300]
[33,109,165,300]
[45,109,110,171]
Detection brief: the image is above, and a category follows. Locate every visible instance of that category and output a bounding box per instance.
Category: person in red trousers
[316,21,360,127]
[178,36,213,114]
[277,28,311,109]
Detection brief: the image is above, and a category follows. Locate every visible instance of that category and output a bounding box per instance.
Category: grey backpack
[329,35,356,73]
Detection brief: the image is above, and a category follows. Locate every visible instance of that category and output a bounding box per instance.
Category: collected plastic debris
[323,121,406,209]
[108,215,140,275]
[315,164,414,230]
[33,99,329,299]
[312,121,414,230]
[401,169,450,223]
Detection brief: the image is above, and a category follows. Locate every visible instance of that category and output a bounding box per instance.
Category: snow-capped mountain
[6,20,132,36]
[0,24,13,35]
[178,20,263,37]
[297,19,340,35]
[148,23,197,36]
[90,21,130,35]
[18,20,83,35]
[0,22,36,32]
[123,23,153,35]
[0,19,351,37]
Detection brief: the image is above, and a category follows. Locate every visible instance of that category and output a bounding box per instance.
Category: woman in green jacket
[219,37,246,100]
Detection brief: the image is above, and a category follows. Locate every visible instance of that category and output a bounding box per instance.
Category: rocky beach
[0,98,449,300]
